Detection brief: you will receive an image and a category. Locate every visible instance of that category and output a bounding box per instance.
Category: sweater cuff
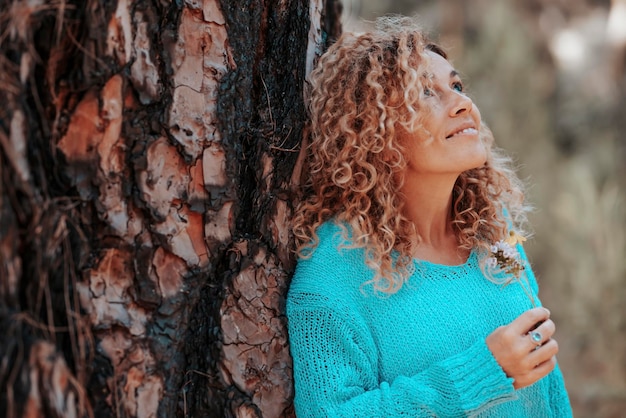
[443,339,517,411]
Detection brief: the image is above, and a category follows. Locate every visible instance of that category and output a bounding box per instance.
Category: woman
[287,16,572,417]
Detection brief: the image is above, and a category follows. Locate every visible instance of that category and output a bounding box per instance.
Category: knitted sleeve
[547,363,573,416]
[287,295,517,417]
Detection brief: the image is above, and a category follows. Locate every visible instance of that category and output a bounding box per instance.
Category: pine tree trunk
[0,1,341,417]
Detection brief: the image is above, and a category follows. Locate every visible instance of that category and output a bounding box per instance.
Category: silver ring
[529,331,542,346]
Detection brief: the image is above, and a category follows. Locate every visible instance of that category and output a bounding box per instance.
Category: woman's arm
[287,298,517,418]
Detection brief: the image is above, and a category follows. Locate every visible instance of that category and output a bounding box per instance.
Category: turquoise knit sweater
[287,220,572,417]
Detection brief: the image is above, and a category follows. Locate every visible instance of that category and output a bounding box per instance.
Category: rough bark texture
[0,1,341,417]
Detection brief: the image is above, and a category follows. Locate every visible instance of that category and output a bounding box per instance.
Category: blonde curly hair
[293,16,529,293]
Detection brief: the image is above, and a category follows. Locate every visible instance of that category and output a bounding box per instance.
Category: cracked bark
[0,0,341,417]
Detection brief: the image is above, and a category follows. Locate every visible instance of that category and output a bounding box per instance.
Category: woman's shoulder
[299,219,354,262]
[288,219,371,304]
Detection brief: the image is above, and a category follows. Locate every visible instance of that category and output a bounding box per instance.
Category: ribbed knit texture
[287,220,572,417]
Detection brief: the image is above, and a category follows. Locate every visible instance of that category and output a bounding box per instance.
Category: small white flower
[492,230,535,306]
[489,231,526,279]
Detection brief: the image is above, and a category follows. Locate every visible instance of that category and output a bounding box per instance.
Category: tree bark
[0,1,341,417]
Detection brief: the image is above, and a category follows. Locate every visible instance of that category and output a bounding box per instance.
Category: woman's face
[400,51,486,180]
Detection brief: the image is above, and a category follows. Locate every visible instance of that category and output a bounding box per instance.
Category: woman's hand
[486,307,559,389]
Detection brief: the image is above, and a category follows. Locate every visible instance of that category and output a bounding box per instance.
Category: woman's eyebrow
[450,70,460,79]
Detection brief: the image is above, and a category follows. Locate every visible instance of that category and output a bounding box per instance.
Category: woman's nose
[450,93,473,116]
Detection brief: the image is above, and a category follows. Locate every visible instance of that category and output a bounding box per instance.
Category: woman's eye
[423,87,434,97]
[452,81,464,93]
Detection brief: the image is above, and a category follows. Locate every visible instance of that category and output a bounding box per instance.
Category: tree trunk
[0,1,341,417]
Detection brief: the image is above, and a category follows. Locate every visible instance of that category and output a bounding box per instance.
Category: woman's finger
[525,319,556,351]
[513,355,557,389]
[509,307,551,335]
[527,338,559,366]
[527,355,558,382]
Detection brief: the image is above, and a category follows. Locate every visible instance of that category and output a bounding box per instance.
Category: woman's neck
[401,174,467,264]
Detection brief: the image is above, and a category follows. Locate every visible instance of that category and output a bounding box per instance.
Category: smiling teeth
[449,128,477,138]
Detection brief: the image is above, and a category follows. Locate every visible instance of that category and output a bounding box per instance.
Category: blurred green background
[343,1,626,416]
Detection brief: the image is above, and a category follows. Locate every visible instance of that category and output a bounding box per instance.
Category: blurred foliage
[344,1,626,416]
